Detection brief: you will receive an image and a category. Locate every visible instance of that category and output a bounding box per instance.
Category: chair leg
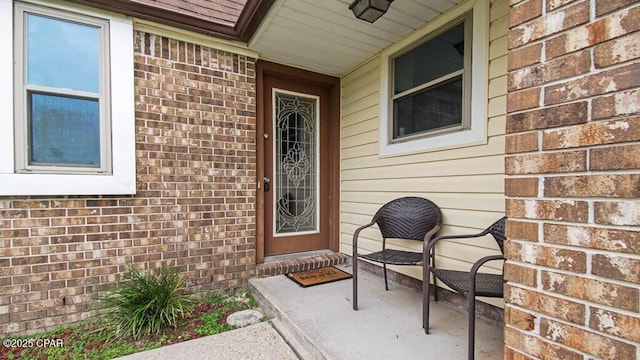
[432,247,438,302]
[434,279,438,302]
[468,290,476,360]
[383,263,389,291]
[423,265,430,334]
[352,257,358,310]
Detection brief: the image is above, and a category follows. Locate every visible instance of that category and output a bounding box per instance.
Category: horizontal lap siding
[340,0,509,307]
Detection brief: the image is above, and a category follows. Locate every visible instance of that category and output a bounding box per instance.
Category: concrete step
[250,278,325,360]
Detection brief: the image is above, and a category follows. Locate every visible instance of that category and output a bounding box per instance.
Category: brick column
[505,0,640,359]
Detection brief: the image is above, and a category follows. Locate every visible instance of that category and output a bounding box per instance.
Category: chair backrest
[372,197,442,241]
[487,217,507,254]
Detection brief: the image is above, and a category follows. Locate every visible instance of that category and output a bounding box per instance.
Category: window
[379,0,488,155]
[15,5,111,173]
[392,16,470,141]
[0,0,135,195]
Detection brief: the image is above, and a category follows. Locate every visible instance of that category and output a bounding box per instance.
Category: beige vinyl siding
[340,0,509,306]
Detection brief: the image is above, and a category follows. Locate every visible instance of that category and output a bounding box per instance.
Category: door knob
[263,177,270,191]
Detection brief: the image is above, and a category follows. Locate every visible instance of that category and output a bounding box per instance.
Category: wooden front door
[257,62,340,261]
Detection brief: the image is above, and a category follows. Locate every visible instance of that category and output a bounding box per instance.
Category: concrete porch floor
[250,263,504,360]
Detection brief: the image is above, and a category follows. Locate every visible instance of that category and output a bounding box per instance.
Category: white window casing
[0,0,135,195]
[379,0,489,156]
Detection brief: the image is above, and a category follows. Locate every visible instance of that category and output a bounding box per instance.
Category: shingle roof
[130,0,247,27]
[72,0,272,41]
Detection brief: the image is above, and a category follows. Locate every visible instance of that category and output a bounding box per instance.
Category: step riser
[249,281,325,360]
[256,253,348,277]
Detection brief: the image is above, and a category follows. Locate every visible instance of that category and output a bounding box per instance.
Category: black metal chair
[424,216,506,360]
[352,197,442,312]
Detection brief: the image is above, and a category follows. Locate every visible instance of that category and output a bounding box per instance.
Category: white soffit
[249,0,461,77]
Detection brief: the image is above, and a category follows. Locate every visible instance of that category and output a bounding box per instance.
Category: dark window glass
[29,93,100,166]
[393,76,463,138]
[394,22,464,95]
[392,19,467,140]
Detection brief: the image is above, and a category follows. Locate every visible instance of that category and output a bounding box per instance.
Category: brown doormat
[285,266,352,288]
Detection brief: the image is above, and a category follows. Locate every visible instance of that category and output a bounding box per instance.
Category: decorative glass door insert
[273,90,319,235]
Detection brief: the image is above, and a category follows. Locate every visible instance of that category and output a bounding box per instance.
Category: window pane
[29,93,101,166]
[394,22,465,95]
[274,93,318,234]
[26,13,100,93]
[393,76,463,138]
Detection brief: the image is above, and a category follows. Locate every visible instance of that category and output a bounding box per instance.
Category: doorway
[256,61,340,263]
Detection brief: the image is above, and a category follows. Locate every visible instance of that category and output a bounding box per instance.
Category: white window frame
[14,2,112,174]
[0,0,135,195]
[379,0,489,156]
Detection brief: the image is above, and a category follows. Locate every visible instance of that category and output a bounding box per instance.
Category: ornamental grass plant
[100,263,194,339]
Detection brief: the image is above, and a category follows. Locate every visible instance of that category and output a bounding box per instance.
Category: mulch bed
[0,302,237,359]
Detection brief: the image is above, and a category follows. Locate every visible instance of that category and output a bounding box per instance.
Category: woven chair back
[372,197,442,241]
[488,217,507,254]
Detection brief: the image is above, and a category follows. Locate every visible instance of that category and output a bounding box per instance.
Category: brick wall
[0,30,257,335]
[505,0,640,359]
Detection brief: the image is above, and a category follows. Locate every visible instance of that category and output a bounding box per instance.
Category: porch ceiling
[79,0,462,76]
[249,0,463,77]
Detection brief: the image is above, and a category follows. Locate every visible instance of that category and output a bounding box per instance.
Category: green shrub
[100,264,194,338]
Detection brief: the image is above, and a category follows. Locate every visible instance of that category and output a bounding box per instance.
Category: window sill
[0,172,136,196]
[379,127,488,157]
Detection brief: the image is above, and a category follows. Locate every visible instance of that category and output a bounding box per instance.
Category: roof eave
[68,0,275,42]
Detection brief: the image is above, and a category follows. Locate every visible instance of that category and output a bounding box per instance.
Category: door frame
[256,61,340,264]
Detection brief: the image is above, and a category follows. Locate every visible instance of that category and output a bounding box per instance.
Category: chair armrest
[469,255,505,278]
[422,225,441,254]
[424,233,464,253]
[424,230,491,254]
[424,224,441,242]
[469,255,505,297]
[352,221,376,257]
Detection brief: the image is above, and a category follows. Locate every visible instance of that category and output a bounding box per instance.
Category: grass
[0,290,263,360]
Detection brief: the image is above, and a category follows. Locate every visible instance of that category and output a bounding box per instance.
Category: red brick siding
[0,30,257,335]
[505,0,640,359]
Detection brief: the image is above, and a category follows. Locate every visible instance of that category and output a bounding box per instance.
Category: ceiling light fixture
[349,0,394,23]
